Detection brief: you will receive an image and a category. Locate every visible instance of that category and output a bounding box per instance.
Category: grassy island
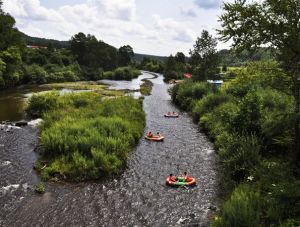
[27,91,145,181]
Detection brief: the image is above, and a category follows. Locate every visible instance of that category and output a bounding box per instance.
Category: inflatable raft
[166,176,196,186]
[164,113,179,118]
[145,135,164,141]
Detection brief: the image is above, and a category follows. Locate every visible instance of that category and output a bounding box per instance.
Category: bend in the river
[0,72,217,227]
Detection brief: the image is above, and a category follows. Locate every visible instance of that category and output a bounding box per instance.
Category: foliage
[163,53,187,82]
[103,66,141,80]
[26,91,60,118]
[170,62,299,225]
[140,79,153,96]
[118,45,134,66]
[0,10,25,51]
[218,133,261,184]
[218,48,275,67]
[170,80,216,111]
[70,32,118,72]
[218,0,300,161]
[26,92,145,181]
[139,57,164,73]
[212,185,261,227]
[192,92,231,122]
[34,182,45,194]
[189,30,219,81]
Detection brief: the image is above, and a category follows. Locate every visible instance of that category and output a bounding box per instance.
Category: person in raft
[157,132,161,137]
[169,174,177,182]
[183,172,192,181]
[147,131,153,137]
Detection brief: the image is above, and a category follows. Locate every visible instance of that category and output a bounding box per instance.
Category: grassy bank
[26,92,145,181]
[170,61,300,226]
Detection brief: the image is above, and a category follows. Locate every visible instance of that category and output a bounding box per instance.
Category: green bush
[170,80,215,111]
[218,133,261,184]
[232,91,262,135]
[265,181,300,224]
[26,91,60,118]
[104,66,141,80]
[199,101,239,140]
[34,182,45,194]
[192,92,231,122]
[213,185,261,227]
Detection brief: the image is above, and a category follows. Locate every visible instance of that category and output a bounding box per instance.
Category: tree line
[0,1,137,89]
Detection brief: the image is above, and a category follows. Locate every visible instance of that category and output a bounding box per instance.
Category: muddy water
[0,72,217,227]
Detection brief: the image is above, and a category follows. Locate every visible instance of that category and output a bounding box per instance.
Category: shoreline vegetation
[170,61,300,226]
[140,79,153,96]
[26,91,145,182]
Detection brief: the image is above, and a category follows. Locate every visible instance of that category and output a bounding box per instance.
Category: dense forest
[0,2,140,90]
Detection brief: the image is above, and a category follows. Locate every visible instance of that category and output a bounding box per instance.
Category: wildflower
[247,175,254,181]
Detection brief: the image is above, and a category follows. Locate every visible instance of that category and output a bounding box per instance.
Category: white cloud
[2,0,155,41]
[153,15,196,43]
[2,0,232,55]
[88,0,136,21]
[180,7,197,17]
[3,0,64,21]
[194,0,221,9]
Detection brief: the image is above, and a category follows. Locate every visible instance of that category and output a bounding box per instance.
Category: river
[0,72,217,226]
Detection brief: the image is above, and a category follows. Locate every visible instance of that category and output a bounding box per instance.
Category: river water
[0,72,217,227]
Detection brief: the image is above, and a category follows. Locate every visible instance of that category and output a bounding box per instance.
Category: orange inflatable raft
[164,113,179,118]
[145,135,164,141]
[166,176,196,186]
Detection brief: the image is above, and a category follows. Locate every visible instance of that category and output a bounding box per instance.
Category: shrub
[104,66,140,80]
[34,182,45,194]
[232,91,262,135]
[265,181,300,224]
[26,91,60,118]
[170,80,215,111]
[212,184,261,227]
[192,92,231,122]
[199,101,239,139]
[218,133,261,184]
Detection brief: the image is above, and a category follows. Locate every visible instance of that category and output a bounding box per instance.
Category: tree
[189,30,219,81]
[175,52,186,64]
[219,0,300,160]
[0,0,2,13]
[118,45,134,66]
[0,4,24,51]
[70,32,118,74]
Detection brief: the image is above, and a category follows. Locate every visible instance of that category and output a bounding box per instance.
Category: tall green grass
[27,92,145,181]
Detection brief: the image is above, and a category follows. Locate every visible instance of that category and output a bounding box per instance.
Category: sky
[2,0,233,56]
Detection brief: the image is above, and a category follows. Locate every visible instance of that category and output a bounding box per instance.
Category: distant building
[26,45,48,49]
[207,80,223,88]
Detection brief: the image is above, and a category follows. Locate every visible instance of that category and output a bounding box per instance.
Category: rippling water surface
[0,72,217,227]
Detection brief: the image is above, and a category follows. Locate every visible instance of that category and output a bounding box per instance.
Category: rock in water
[15,121,28,127]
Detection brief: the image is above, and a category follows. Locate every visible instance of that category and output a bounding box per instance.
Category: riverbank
[170,76,300,226]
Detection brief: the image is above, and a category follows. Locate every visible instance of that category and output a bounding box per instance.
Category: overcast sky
[3,0,233,56]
